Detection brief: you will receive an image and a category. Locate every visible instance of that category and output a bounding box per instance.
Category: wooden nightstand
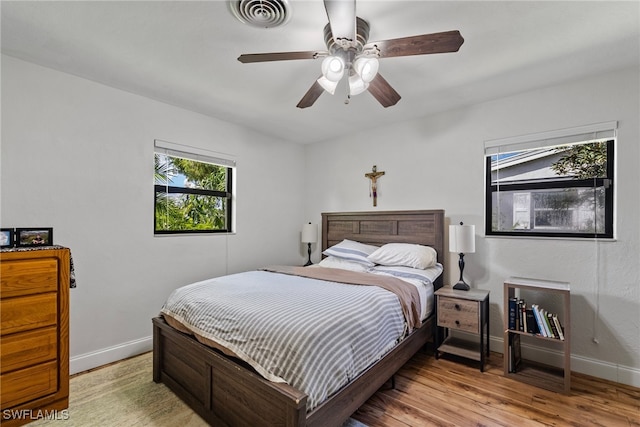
[435,287,490,372]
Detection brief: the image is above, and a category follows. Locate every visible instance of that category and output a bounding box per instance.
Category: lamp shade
[317,76,339,95]
[301,223,318,243]
[320,56,345,82]
[449,224,475,253]
[353,57,379,83]
[348,74,369,96]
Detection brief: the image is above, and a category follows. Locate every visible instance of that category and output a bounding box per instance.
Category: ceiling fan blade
[366,30,464,58]
[324,0,356,42]
[367,74,401,108]
[238,51,324,63]
[297,77,325,109]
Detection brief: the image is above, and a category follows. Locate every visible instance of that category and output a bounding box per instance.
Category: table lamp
[449,222,475,290]
[301,222,318,266]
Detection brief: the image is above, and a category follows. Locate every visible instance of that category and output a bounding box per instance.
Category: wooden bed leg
[379,375,396,391]
[152,319,162,383]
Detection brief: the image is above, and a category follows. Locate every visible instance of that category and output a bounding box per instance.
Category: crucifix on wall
[365,165,385,207]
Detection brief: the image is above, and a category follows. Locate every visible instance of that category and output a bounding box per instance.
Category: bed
[153,209,445,427]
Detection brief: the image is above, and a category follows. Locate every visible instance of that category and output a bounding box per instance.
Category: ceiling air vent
[229,0,292,28]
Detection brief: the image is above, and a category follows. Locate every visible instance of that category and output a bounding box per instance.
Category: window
[154,140,235,234]
[485,122,615,239]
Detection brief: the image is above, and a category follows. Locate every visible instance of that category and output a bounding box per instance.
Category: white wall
[304,66,640,386]
[1,55,307,373]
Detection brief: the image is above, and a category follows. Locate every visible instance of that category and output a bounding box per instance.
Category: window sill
[484,234,616,243]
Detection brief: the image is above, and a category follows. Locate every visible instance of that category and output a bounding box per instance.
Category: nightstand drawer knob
[455,304,461,310]
[455,320,460,326]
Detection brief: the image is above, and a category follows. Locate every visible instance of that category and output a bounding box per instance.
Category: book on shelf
[547,312,560,338]
[525,309,539,334]
[531,304,547,337]
[508,297,518,330]
[552,314,565,340]
[521,301,527,333]
[541,308,555,338]
[513,334,522,371]
[508,333,522,373]
[518,299,525,332]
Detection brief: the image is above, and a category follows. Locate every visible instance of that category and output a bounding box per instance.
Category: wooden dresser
[1,248,70,426]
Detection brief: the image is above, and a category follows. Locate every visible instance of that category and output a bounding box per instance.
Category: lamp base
[453,281,470,291]
[304,242,313,267]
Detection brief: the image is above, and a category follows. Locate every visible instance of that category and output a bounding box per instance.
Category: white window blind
[484,121,617,156]
[154,139,236,168]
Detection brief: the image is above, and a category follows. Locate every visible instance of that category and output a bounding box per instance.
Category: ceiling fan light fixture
[238,0,464,109]
[321,56,345,82]
[317,76,339,95]
[348,74,369,96]
[353,57,379,83]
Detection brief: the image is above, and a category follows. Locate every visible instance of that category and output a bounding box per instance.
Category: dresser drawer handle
[455,320,460,326]
[455,304,461,310]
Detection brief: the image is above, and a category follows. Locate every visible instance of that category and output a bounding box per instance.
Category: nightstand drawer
[437,296,479,333]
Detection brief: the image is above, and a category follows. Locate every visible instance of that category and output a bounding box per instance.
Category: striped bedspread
[160,268,416,411]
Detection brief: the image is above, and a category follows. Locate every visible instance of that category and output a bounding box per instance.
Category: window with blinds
[154,140,235,234]
[484,122,615,238]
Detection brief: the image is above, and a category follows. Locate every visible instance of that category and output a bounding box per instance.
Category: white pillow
[318,256,371,273]
[371,263,443,283]
[367,243,437,269]
[322,239,378,266]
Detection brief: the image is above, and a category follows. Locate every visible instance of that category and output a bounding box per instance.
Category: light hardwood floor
[39,349,638,427]
[352,349,640,427]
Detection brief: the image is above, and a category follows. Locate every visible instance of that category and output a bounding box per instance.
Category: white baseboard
[70,334,640,388]
[489,335,640,388]
[571,353,640,388]
[70,336,152,375]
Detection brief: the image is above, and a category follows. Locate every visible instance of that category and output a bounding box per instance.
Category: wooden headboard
[321,210,445,289]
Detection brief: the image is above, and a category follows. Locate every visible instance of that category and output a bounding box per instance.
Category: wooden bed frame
[153,209,445,427]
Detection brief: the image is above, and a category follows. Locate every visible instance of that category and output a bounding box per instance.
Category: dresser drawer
[437,296,480,333]
[1,258,58,298]
[0,293,57,336]
[0,327,57,374]
[0,361,58,409]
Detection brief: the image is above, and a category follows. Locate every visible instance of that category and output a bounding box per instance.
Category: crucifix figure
[365,165,385,207]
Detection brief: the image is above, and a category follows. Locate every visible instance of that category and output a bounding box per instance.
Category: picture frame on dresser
[0,229,14,248]
[15,228,53,247]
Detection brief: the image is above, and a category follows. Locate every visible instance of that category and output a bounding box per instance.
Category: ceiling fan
[237,0,464,109]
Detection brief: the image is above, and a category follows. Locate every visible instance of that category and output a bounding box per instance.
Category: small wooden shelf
[505,359,566,392]
[438,336,483,362]
[503,277,570,394]
[506,328,566,343]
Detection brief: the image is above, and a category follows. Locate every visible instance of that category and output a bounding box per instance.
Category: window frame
[154,141,235,235]
[484,138,614,239]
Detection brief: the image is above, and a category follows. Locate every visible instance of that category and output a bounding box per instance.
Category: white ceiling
[2,1,638,144]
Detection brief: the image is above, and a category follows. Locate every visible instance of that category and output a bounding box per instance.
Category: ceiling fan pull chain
[344,77,351,104]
